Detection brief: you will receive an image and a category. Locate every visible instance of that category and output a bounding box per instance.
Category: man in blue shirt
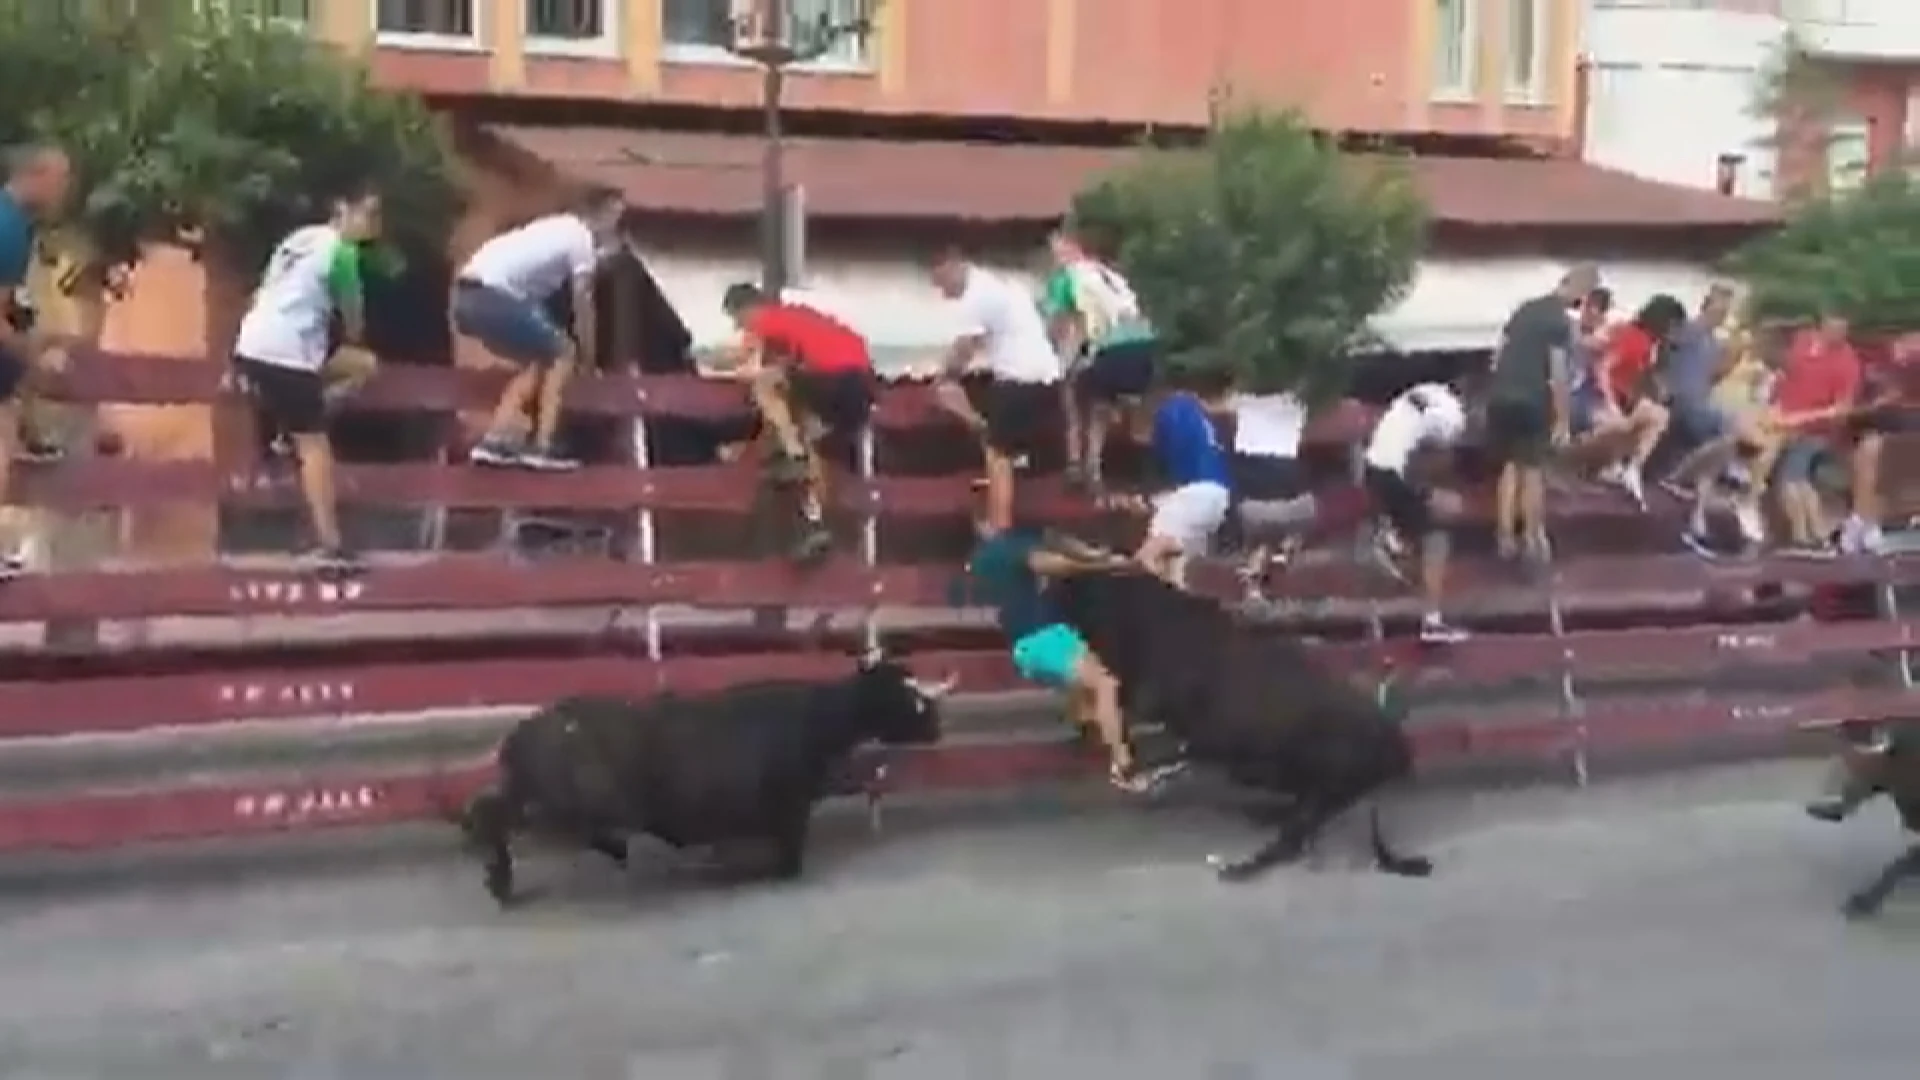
[0,144,73,578]
[1135,373,1232,584]
[958,521,1181,793]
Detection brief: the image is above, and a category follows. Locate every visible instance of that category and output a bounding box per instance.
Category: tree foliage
[0,0,459,287]
[1725,171,1920,334]
[1069,107,1427,404]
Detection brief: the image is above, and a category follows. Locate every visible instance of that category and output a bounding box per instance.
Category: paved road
[0,762,1916,1079]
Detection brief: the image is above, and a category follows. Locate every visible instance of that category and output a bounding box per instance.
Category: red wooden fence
[0,350,1912,853]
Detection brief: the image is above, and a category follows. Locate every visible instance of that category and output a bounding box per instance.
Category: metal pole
[759,0,789,294]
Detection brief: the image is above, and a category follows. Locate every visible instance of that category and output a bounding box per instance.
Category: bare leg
[750,368,807,461]
[1844,843,1920,920]
[484,366,541,443]
[292,431,343,553]
[1060,379,1084,480]
[1071,654,1134,778]
[1627,401,1669,473]
[0,399,20,572]
[1519,465,1549,558]
[530,356,576,456]
[1085,401,1115,487]
[983,444,1016,534]
[1494,462,1520,556]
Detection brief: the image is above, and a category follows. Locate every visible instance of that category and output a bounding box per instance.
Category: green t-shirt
[1043,263,1154,350]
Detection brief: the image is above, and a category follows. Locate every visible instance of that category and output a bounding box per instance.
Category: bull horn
[912,672,959,699]
[859,645,886,668]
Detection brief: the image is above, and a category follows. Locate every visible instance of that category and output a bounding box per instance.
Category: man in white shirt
[231,184,384,575]
[1362,383,1471,644]
[1224,390,1314,593]
[928,247,1064,533]
[452,186,625,471]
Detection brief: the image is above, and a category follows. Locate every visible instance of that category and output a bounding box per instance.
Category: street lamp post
[727,0,877,295]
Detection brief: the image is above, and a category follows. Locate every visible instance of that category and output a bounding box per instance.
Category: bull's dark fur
[1816,723,1920,919]
[1049,568,1433,882]
[463,654,944,906]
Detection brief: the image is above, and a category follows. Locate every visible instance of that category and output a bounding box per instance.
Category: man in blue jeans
[958,522,1182,793]
[453,186,626,471]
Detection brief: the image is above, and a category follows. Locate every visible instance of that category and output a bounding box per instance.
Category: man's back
[1489,294,1572,404]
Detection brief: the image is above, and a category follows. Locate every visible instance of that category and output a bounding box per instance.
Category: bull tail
[1367,803,1434,879]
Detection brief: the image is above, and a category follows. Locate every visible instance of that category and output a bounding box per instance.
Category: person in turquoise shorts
[956,521,1183,793]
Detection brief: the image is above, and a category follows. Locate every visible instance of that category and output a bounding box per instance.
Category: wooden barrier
[0,349,1914,855]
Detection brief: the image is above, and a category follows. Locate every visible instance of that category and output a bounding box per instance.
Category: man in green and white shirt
[231,185,383,573]
[1042,228,1157,489]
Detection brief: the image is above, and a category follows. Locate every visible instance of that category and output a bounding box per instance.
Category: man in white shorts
[453,186,626,471]
[928,246,1064,534]
[1362,382,1471,644]
[231,184,385,575]
[1224,387,1314,593]
[1133,372,1234,586]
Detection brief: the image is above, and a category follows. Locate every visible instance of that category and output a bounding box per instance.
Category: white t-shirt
[1230,392,1306,459]
[955,266,1061,384]
[233,224,362,372]
[459,214,598,301]
[1363,383,1467,474]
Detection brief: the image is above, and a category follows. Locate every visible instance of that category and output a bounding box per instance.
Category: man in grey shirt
[1657,285,1766,552]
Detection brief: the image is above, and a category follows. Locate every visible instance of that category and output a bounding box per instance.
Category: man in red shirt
[722,283,876,560]
[1761,313,1861,555]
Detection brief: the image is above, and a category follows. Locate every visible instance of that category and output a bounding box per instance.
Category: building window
[1505,0,1547,102]
[1828,117,1871,192]
[1432,0,1475,100]
[375,0,476,41]
[662,0,871,66]
[527,0,618,52]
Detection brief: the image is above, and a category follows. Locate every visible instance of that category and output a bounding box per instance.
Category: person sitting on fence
[928,247,1064,534]
[1224,386,1313,595]
[1042,227,1157,493]
[1569,289,1674,508]
[1361,381,1471,645]
[1134,370,1234,587]
[0,144,73,579]
[955,516,1182,794]
[1835,332,1920,556]
[719,283,876,562]
[230,184,386,575]
[453,186,626,472]
[1748,312,1862,558]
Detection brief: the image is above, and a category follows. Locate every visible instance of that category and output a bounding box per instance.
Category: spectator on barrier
[1362,381,1471,644]
[1570,290,1676,509]
[928,247,1064,535]
[1486,265,1597,565]
[1835,332,1920,555]
[717,283,875,562]
[1134,369,1234,587]
[1042,227,1156,493]
[0,144,73,579]
[1754,313,1862,557]
[1223,385,1313,595]
[231,185,385,575]
[454,186,627,472]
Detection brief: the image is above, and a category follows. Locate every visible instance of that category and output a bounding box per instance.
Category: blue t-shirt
[1661,321,1721,405]
[0,192,38,334]
[1151,392,1230,488]
[958,528,1058,641]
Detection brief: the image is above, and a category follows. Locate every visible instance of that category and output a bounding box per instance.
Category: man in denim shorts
[453,186,625,471]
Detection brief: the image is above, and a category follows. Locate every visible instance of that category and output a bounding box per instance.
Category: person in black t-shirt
[1485,266,1599,563]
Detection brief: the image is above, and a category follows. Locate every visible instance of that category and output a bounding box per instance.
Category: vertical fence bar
[859,425,881,653]
[1547,573,1587,787]
[1878,580,1912,690]
[633,394,662,666]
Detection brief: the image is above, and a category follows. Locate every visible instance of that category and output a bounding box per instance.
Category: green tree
[1725,172,1920,334]
[1070,106,1427,405]
[0,0,459,290]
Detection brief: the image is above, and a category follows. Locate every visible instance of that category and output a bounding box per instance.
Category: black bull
[1049,568,1434,882]
[1814,722,1920,919]
[461,652,952,905]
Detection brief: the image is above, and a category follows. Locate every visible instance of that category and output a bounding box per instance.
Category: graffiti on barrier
[233,785,382,823]
[226,577,367,607]
[1713,632,1778,651]
[216,680,358,708]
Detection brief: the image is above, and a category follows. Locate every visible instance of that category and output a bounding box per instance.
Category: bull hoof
[1842,893,1881,921]
[1206,854,1268,884]
[1805,800,1851,824]
[1378,854,1435,878]
[484,868,516,908]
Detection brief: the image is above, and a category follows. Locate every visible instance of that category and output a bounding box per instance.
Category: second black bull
[1049,568,1435,882]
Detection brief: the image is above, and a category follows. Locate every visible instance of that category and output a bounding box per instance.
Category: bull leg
[1209,797,1327,883]
[763,803,815,881]
[584,828,628,868]
[463,788,525,907]
[1842,842,1920,920]
[1367,804,1434,878]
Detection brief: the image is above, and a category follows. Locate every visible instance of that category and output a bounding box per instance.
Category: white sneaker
[1863,524,1888,555]
[1616,467,1647,510]
[1733,501,1766,547]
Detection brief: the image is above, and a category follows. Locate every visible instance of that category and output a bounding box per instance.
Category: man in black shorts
[720,283,876,560]
[1486,266,1597,563]
[1042,228,1157,490]
[928,247,1064,533]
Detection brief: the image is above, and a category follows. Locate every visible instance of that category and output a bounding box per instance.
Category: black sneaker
[14,439,62,465]
[1419,615,1470,644]
[468,437,525,467]
[790,523,834,563]
[1110,759,1186,794]
[1680,529,1719,560]
[0,552,24,580]
[762,451,809,486]
[517,448,582,472]
[302,546,366,579]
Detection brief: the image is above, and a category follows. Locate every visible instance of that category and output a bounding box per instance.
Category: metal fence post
[859,425,881,653]
[634,393,662,666]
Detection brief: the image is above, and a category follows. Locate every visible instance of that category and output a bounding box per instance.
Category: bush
[1070,107,1427,405]
[1725,172,1920,334]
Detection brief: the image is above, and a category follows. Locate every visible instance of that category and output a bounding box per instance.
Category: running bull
[462,648,954,905]
[1049,566,1434,882]
[1804,719,1920,919]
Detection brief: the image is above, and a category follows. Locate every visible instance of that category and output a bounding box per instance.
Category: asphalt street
[0,761,1916,1079]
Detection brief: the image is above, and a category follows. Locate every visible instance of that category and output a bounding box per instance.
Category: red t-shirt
[1773,330,1861,427]
[744,303,870,374]
[1601,323,1656,400]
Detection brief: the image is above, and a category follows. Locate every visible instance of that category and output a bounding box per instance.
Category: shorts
[1229,453,1307,511]
[1774,436,1829,484]
[1669,396,1728,445]
[1074,340,1156,404]
[1569,385,1608,435]
[0,341,25,403]
[789,367,874,444]
[1364,465,1434,539]
[1484,397,1551,466]
[977,377,1058,458]
[1011,623,1089,688]
[451,281,567,365]
[1148,480,1231,555]
[235,355,327,435]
